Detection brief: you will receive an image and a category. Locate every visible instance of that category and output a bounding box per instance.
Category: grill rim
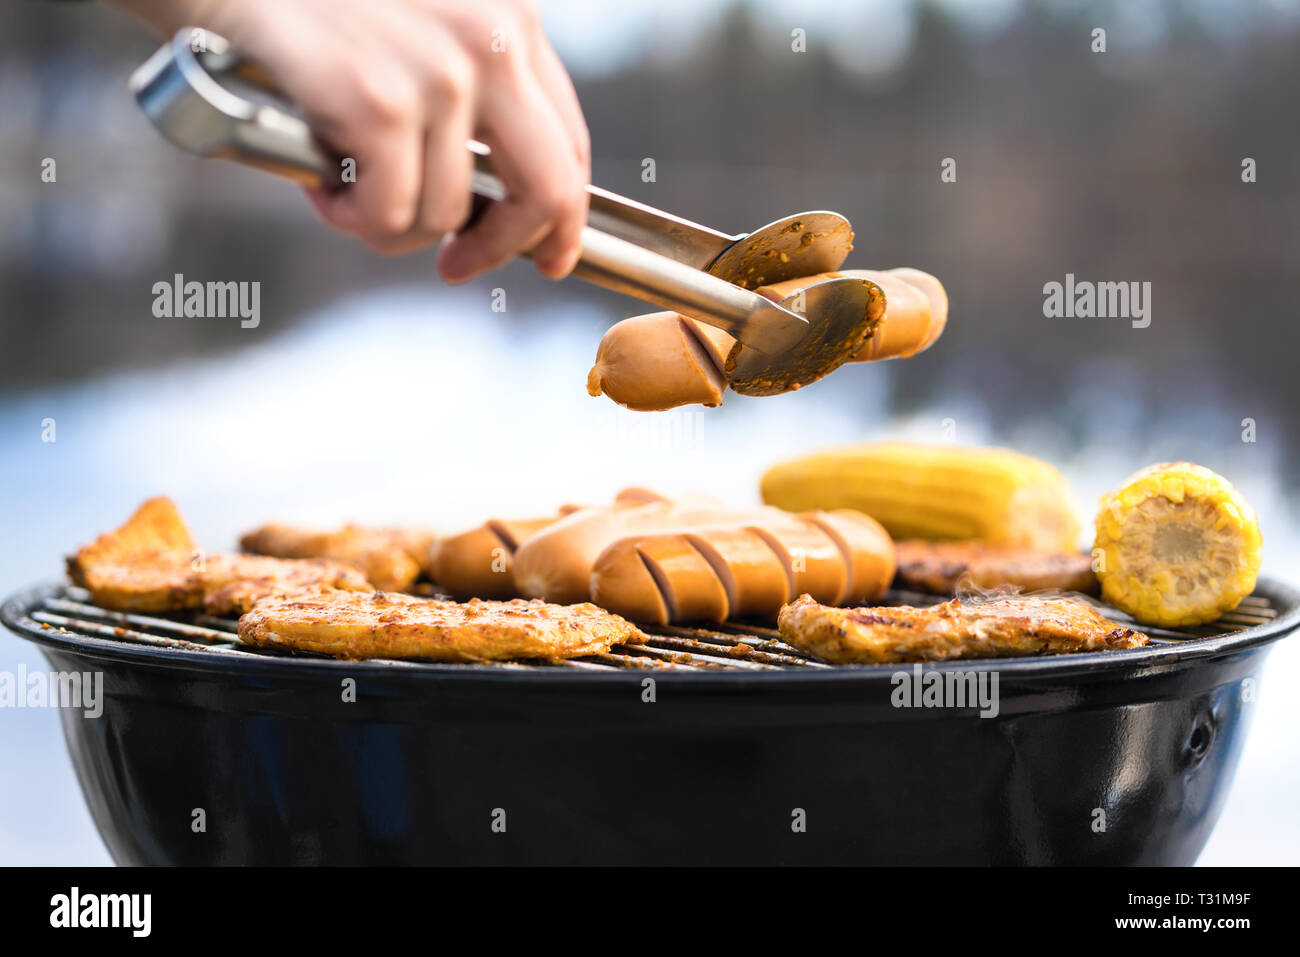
[5,577,1299,684]
[10,574,1300,681]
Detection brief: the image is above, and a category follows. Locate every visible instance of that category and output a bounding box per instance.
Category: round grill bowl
[5,578,1298,865]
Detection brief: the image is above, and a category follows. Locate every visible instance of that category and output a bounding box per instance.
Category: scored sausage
[428,515,567,600]
[802,509,897,604]
[755,269,941,362]
[680,526,790,618]
[511,500,795,604]
[589,510,896,625]
[586,312,732,412]
[586,267,947,411]
[429,488,675,600]
[882,267,948,353]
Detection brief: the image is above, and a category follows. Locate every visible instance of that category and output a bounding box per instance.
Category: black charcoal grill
[5,578,1298,865]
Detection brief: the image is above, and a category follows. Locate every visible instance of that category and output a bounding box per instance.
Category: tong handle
[267,128,736,270]
[573,229,773,339]
[469,146,763,339]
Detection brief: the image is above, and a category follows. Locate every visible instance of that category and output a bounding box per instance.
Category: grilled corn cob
[761,442,1080,552]
[1093,462,1261,627]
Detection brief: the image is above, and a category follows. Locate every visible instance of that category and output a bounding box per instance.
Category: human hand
[110,0,590,281]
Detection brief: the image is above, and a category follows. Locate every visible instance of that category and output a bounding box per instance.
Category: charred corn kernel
[1093,462,1261,627]
[761,442,1080,552]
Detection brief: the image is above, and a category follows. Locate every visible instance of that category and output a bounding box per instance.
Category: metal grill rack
[16,584,1281,672]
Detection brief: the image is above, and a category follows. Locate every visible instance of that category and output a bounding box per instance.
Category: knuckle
[469,3,532,65]
[486,0,536,29]
[531,169,583,220]
[476,40,517,75]
[350,66,418,128]
[425,54,475,104]
[425,197,472,236]
[368,198,417,238]
[531,186,567,220]
[509,0,542,31]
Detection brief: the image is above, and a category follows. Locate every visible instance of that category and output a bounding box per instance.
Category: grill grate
[18,584,1281,671]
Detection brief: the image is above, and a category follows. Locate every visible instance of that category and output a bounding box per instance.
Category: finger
[529,37,592,276]
[438,79,585,281]
[416,91,476,239]
[317,81,425,245]
[527,165,589,279]
[354,1,475,244]
[331,87,477,257]
[303,185,347,233]
[220,19,422,242]
[530,34,590,171]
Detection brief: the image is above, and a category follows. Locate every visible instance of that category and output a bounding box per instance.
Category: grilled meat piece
[74,550,369,615]
[237,586,641,661]
[68,498,371,614]
[892,540,1098,596]
[239,523,434,591]
[778,593,1148,664]
[193,554,371,615]
[67,497,195,584]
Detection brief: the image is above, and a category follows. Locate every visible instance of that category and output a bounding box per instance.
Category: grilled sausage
[428,488,677,600]
[597,534,733,623]
[586,268,946,411]
[512,500,792,604]
[881,267,948,353]
[804,509,898,603]
[590,510,896,625]
[755,269,944,362]
[429,515,566,600]
[609,486,674,507]
[586,311,732,412]
[676,525,791,618]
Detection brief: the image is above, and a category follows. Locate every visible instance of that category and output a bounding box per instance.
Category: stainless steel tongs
[129,29,877,395]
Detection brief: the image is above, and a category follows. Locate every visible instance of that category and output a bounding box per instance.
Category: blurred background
[1,0,1297,864]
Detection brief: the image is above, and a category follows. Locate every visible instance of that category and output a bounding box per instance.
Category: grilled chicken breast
[194,554,371,614]
[237,586,641,661]
[239,523,434,591]
[892,540,1098,595]
[778,594,1148,664]
[68,497,371,614]
[67,496,194,582]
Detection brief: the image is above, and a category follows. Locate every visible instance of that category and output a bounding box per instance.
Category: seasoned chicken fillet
[68,498,371,614]
[892,540,1098,595]
[237,586,642,662]
[778,594,1147,664]
[194,554,371,614]
[239,523,434,591]
[67,497,194,587]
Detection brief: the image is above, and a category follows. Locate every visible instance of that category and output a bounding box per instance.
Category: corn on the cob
[1093,462,1261,627]
[760,442,1080,552]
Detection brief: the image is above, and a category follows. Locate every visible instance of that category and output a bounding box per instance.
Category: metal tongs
[130,29,877,395]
